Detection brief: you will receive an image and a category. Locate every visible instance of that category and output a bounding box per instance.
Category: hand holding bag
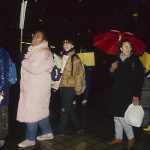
[124,104,144,127]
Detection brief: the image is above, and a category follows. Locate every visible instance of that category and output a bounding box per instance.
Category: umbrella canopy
[94,30,146,56]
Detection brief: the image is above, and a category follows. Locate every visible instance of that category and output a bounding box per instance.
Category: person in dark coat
[0,48,10,148]
[107,39,144,149]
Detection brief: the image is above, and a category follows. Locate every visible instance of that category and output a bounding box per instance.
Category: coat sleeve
[74,57,84,95]
[132,58,144,98]
[22,52,54,75]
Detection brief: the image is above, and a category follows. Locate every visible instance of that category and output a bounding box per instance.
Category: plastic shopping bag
[124,104,144,127]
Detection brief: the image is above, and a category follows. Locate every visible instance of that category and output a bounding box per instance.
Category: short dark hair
[62,40,74,45]
[119,38,133,49]
[32,30,48,40]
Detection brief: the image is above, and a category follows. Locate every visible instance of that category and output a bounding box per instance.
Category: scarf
[119,52,132,62]
[63,48,74,55]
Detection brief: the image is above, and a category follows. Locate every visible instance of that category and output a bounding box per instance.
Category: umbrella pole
[20,29,23,53]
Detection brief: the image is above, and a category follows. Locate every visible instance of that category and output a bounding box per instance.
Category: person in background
[107,39,144,149]
[82,66,94,104]
[17,31,54,148]
[141,70,150,131]
[78,49,94,105]
[58,40,84,135]
[0,48,11,148]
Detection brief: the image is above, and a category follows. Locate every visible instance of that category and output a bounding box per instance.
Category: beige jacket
[60,51,84,95]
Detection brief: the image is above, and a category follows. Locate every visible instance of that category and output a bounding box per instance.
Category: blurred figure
[108,39,144,149]
[82,66,94,104]
[0,48,11,148]
[138,52,150,131]
[17,31,54,148]
[76,48,94,106]
[141,70,150,131]
[58,40,84,135]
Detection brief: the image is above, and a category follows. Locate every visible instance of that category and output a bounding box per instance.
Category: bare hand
[132,96,139,106]
[110,61,118,72]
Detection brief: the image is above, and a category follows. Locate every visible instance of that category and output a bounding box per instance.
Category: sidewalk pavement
[2,103,150,150]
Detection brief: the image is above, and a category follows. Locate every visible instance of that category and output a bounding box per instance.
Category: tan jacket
[60,51,84,95]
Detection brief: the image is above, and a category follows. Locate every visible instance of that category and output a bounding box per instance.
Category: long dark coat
[109,54,144,117]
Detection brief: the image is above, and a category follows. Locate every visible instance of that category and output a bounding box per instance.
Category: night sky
[0,0,150,50]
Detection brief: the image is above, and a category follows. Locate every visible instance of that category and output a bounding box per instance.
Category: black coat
[109,54,144,117]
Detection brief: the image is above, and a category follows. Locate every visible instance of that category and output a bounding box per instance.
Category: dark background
[0,0,150,52]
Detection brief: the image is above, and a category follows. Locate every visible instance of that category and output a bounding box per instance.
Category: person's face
[120,42,132,56]
[63,43,74,51]
[32,31,46,46]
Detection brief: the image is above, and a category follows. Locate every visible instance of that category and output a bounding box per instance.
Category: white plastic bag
[124,104,144,127]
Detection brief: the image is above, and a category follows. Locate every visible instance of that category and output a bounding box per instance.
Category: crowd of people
[0,30,150,150]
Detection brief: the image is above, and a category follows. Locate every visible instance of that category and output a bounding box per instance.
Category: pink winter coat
[17,42,54,123]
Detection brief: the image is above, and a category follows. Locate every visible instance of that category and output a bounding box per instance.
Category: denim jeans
[114,117,134,140]
[59,87,81,134]
[26,117,52,141]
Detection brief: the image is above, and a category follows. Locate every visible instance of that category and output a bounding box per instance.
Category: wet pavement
[2,98,150,150]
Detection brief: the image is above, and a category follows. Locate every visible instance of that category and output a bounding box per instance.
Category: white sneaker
[73,101,76,105]
[37,133,54,141]
[0,140,5,148]
[82,99,87,105]
[18,139,35,148]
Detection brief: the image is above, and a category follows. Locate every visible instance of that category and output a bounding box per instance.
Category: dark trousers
[59,87,80,133]
[0,106,8,139]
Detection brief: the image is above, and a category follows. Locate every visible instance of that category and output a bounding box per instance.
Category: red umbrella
[93,30,146,56]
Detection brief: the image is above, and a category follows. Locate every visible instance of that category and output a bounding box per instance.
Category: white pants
[114,116,134,140]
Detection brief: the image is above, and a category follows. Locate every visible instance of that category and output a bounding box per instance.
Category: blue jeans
[26,117,52,141]
[114,117,134,140]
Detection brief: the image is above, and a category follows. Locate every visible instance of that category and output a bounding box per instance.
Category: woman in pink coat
[17,31,54,148]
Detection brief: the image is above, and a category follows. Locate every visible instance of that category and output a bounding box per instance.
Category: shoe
[73,101,76,105]
[143,125,150,131]
[57,133,65,137]
[18,139,35,148]
[127,138,135,149]
[82,99,87,105]
[57,131,65,136]
[76,129,84,134]
[107,139,122,145]
[37,133,54,141]
[0,140,5,148]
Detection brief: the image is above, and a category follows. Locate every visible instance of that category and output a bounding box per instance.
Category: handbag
[124,104,144,127]
[51,65,62,81]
